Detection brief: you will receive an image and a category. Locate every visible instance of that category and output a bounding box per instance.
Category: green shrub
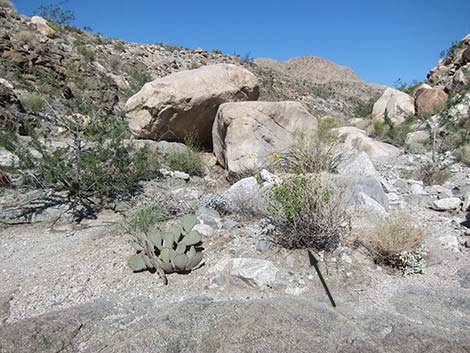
[353,97,377,118]
[77,45,95,62]
[113,41,125,52]
[167,149,205,176]
[123,69,153,97]
[373,112,414,146]
[268,174,349,251]
[122,203,166,236]
[317,116,341,142]
[22,94,45,113]
[12,114,160,216]
[212,49,222,55]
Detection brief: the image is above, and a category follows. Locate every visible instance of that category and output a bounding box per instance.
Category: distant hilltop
[254,55,363,85]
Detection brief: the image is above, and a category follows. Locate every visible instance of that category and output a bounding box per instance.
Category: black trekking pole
[308,250,336,308]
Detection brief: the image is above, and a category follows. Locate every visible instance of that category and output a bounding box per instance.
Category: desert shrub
[122,203,166,236]
[0,0,15,10]
[353,97,377,118]
[36,0,75,25]
[167,148,205,177]
[109,55,121,72]
[456,144,470,165]
[123,69,153,97]
[22,94,45,113]
[269,129,340,174]
[77,45,95,62]
[212,49,222,55]
[409,163,452,186]
[11,114,160,216]
[363,212,426,274]
[113,41,125,52]
[15,31,37,47]
[268,174,349,251]
[317,116,341,142]
[373,112,414,146]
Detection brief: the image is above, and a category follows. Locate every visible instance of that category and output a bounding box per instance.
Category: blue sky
[13,0,470,86]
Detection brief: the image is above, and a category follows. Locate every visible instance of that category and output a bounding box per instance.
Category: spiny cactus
[128,214,204,284]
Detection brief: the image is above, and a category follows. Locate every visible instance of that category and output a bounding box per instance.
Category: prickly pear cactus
[128,214,204,284]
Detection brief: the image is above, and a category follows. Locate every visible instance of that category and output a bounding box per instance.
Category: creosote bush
[10,112,160,217]
[268,174,349,251]
[363,212,426,274]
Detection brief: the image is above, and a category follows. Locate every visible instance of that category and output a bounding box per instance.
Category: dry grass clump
[412,163,452,186]
[363,212,426,274]
[268,174,349,251]
[456,144,470,166]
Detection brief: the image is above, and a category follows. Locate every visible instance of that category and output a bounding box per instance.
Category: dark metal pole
[308,250,336,308]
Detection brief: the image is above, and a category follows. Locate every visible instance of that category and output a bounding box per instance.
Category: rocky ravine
[1,5,470,353]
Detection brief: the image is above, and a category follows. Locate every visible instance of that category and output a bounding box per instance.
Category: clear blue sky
[13,0,470,86]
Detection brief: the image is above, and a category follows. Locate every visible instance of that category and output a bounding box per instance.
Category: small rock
[196,207,221,228]
[193,223,214,237]
[173,171,190,181]
[231,258,279,288]
[410,183,426,195]
[465,240,470,248]
[439,235,460,252]
[387,193,400,202]
[256,240,273,253]
[432,197,462,211]
[212,275,226,286]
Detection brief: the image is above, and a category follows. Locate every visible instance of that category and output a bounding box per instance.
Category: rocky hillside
[255,55,363,84]
[0,6,384,135]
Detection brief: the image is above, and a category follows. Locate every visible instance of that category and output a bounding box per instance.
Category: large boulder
[415,87,448,116]
[30,16,56,38]
[212,101,317,179]
[372,88,415,125]
[333,126,400,158]
[125,64,259,146]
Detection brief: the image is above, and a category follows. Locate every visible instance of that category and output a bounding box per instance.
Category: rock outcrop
[415,87,448,116]
[428,34,470,91]
[30,16,56,38]
[212,101,317,179]
[125,64,259,145]
[372,88,415,125]
[333,126,400,158]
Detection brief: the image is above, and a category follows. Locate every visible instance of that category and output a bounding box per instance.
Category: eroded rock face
[30,16,56,38]
[212,101,317,180]
[333,126,400,158]
[415,87,448,116]
[372,88,415,125]
[125,64,259,146]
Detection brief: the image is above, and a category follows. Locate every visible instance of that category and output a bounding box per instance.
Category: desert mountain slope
[255,55,363,84]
